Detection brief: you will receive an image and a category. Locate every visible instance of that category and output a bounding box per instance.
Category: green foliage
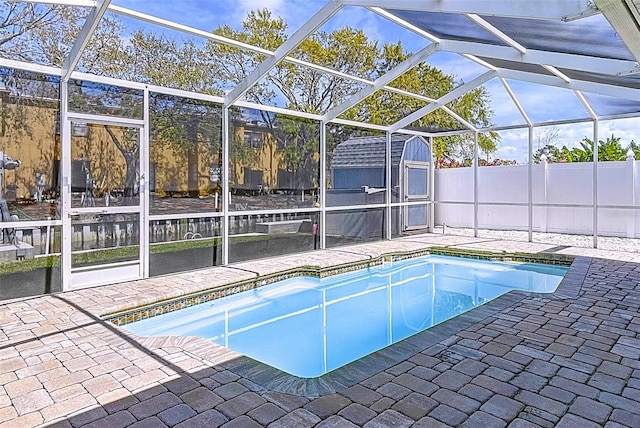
[534,134,638,163]
[1,5,498,167]
[205,9,497,163]
[0,3,123,69]
[436,157,516,168]
[349,41,499,161]
[0,255,59,275]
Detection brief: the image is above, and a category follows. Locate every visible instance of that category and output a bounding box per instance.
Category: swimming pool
[124,255,567,378]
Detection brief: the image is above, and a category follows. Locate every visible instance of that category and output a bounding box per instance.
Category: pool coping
[104,247,573,326]
[103,247,584,398]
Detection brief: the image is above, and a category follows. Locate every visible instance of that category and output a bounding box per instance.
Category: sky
[111,0,640,163]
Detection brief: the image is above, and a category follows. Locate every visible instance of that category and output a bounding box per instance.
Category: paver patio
[1,232,640,427]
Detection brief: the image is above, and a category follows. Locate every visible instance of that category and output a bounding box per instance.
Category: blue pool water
[125,255,567,378]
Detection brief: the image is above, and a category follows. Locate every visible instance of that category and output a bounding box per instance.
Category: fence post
[528,126,533,242]
[628,150,636,238]
[540,154,548,233]
[473,132,479,237]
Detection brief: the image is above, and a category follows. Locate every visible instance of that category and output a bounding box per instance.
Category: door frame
[61,112,148,291]
[403,161,431,231]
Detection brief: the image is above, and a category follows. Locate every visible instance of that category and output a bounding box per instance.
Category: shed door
[404,162,430,230]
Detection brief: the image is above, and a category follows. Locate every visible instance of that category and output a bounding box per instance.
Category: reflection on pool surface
[125,255,567,378]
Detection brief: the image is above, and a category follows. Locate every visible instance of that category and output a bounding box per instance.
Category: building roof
[331,135,414,169]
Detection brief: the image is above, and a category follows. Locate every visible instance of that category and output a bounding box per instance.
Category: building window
[244,130,263,149]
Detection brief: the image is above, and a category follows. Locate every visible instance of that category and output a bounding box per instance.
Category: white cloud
[599,118,640,144]
[234,0,286,24]
[228,0,336,33]
[328,6,383,41]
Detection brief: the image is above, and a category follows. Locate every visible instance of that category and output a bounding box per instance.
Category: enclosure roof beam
[367,7,441,42]
[595,0,640,62]
[112,5,436,99]
[61,0,111,82]
[6,0,95,5]
[500,77,533,126]
[441,106,478,132]
[465,14,527,53]
[109,5,273,56]
[438,40,640,76]
[498,68,640,101]
[475,110,640,133]
[234,101,323,121]
[462,54,498,71]
[322,44,438,122]
[0,57,61,76]
[362,7,639,75]
[337,0,599,21]
[541,65,572,83]
[329,118,390,132]
[383,87,437,104]
[574,90,599,120]
[107,3,639,117]
[389,70,497,132]
[111,5,373,87]
[224,1,343,106]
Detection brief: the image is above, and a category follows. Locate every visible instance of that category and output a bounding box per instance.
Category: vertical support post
[473,131,479,237]
[386,131,392,240]
[631,151,637,207]
[528,125,534,242]
[319,122,327,249]
[593,120,599,249]
[61,81,71,291]
[541,153,549,233]
[222,107,230,265]
[627,149,635,238]
[429,136,435,232]
[141,87,150,278]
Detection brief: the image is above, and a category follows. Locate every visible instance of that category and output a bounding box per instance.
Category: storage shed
[328,134,433,235]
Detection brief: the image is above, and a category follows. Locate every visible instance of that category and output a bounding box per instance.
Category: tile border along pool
[105,247,573,326]
[105,247,583,397]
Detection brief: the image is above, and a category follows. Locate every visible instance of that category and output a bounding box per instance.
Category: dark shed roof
[332,135,413,169]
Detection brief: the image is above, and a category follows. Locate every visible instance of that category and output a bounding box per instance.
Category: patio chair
[0,199,19,246]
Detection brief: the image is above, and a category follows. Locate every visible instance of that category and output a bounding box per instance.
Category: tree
[533,144,571,163]
[205,9,498,173]
[4,6,499,189]
[0,3,69,63]
[536,127,560,149]
[0,3,123,70]
[597,135,627,161]
[628,140,640,160]
[354,41,498,163]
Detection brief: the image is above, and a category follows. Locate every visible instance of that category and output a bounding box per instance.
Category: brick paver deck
[1,233,640,427]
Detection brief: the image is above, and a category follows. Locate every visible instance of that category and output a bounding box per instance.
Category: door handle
[69,209,109,217]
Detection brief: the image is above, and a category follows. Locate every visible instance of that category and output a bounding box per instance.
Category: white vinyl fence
[435,159,640,238]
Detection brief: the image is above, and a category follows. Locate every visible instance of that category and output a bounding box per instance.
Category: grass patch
[0,232,310,274]
[0,255,59,274]
[150,237,220,254]
[72,246,140,265]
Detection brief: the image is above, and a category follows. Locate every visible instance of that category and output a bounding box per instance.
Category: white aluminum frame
[338,0,599,20]
[3,0,640,291]
[62,109,147,290]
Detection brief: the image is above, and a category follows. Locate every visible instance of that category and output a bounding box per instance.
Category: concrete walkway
[1,233,640,427]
